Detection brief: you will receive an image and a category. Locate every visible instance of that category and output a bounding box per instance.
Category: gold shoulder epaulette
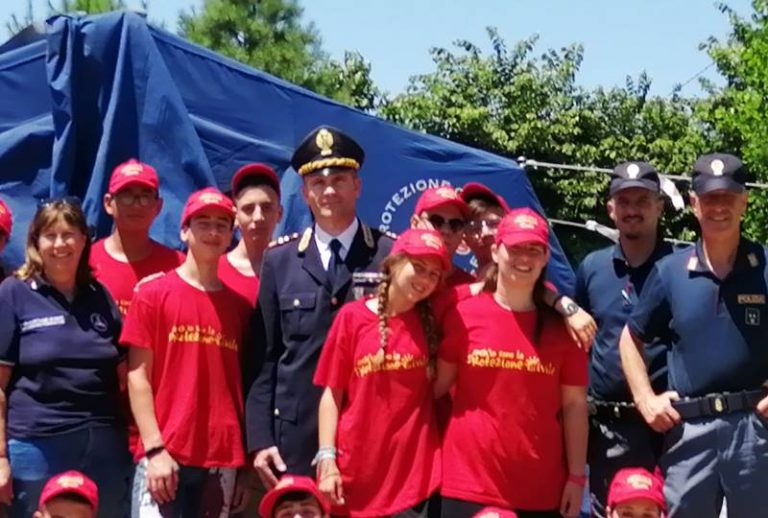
[297,227,313,253]
[268,232,301,248]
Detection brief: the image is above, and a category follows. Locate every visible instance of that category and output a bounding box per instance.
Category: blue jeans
[9,425,131,518]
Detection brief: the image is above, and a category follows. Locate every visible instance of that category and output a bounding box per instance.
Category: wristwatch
[563,301,580,316]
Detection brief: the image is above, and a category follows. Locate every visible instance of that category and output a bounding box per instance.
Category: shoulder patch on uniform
[268,232,301,248]
[297,227,313,253]
[363,224,374,248]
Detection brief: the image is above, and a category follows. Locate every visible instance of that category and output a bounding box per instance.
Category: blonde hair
[16,200,93,287]
[375,254,441,377]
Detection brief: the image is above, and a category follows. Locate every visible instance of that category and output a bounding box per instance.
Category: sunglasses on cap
[37,196,82,210]
[427,214,466,233]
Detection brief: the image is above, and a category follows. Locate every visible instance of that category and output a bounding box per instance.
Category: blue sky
[0,0,755,97]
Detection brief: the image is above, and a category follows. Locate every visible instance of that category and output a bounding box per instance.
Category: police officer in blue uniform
[620,153,768,518]
[575,161,673,517]
[246,126,395,487]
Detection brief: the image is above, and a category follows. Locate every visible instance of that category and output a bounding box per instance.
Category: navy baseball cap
[692,153,746,195]
[609,162,660,196]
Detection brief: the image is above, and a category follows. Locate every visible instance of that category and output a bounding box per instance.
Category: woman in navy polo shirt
[0,199,130,517]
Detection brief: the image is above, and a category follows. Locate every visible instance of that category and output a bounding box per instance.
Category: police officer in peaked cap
[245,126,395,486]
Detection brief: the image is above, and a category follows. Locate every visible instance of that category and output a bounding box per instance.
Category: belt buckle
[711,395,727,414]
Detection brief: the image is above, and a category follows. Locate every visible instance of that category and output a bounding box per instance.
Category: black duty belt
[587,398,643,422]
[672,389,766,420]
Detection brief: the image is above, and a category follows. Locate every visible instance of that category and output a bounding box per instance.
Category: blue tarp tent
[0,11,575,293]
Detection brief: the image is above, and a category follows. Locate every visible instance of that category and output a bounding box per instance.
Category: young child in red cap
[33,470,98,518]
[122,187,253,516]
[314,229,449,516]
[606,468,666,518]
[259,475,330,518]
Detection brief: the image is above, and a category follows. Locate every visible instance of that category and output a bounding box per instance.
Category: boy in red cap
[91,158,184,316]
[411,186,475,287]
[220,163,283,306]
[0,197,12,278]
[460,182,509,280]
[606,468,666,518]
[259,475,330,518]
[33,470,98,518]
[122,187,253,517]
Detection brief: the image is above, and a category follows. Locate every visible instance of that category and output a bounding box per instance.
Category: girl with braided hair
[313,228,449,517]
[435,208,589,518]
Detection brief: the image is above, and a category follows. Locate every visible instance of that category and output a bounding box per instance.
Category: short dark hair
[466,195,503,217]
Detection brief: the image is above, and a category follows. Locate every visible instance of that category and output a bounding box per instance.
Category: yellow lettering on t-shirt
[466,347,555,376]
[354,352,428,378]
[167,324,239,351]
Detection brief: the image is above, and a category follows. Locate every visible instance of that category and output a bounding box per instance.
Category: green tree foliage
[179,0,379,110]
[700,0,768,242]
[380,29,717,258]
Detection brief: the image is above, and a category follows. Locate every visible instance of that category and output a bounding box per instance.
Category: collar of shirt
[314,218,359,270]
[612,240,674,273]
[687,237,761,276]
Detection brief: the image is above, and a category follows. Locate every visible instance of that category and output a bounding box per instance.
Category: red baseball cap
[259,475,330,518]
[414,186,470,218]
[495,208,549,248]
[180,187,236,227]
[231,163,280,197]
[39,470,98,512]
[460,182,511,213]
[607,467,666,512]
[108,159,159,194]
[0,197,12,237]
[473,507,519,518]
[391,228,451,272]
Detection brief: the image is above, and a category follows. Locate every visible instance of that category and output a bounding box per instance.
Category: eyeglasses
[427,214,466,233]
[37,196,82,210]
[465,218,501,236]
[112,191,158,207]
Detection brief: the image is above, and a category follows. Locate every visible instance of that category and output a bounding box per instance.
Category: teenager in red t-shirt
[435,208,589,518]
[313,229,449,517]
[90,159,184,316]
[219,163,283,307]
[122,188,253,517]
[410,186,475,287]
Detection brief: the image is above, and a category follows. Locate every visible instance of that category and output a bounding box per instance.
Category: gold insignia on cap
[298,227,313,253]
[316,129,334,157]
[748,253,758,267]
[275,476,295,489]
[626,163,640,179]
[435,186,458,199]
[121,163,143,176]
[363,224,374,248]
[198,192,223,204]
[57,475,85,489]
[513,214,539,229]
[711,159,725,177]
[626,474,653,490]
[420,233,443,250]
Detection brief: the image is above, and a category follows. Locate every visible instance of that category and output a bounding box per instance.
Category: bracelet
[568,473,587,487]
[145,445,165,459]
[313,446,337,464]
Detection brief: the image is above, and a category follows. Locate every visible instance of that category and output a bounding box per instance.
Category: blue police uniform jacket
[245,221,394,475]
[628,238,768,397]
[575,241,674,402]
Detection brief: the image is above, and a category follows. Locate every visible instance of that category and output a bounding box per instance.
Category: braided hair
[373,254,442,378]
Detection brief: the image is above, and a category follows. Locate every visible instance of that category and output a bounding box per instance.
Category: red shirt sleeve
[314,305,355,389]
[438,305,467,364]
[556,323,588,386]
[120,284,156,350]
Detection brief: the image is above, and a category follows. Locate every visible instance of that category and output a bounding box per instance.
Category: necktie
[327,239,342,289]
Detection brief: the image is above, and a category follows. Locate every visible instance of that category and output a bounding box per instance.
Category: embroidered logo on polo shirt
[20,315,66,332]
[746,308,761,326]
[737,294,766,304]
[90,313,108,333]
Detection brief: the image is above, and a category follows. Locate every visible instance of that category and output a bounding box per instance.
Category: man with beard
[574,161,672,517]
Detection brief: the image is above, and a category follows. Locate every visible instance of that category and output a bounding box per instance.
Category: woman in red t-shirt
[313,228,451,517]
[435,208,589,518]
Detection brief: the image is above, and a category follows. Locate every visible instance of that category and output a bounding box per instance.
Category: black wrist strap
[145,445,165,459]
[551,293,565,308]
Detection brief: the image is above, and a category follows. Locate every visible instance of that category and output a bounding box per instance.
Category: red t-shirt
[439,292,587,510]
[120,270,251,468]
[446,267,475,288]
[313,299,441,517]
[217,255,259,307]
[90,239,184,316]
